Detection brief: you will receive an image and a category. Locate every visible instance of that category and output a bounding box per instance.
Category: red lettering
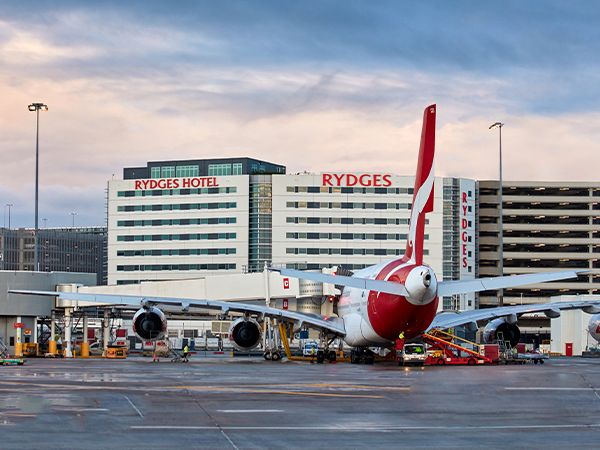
[135,181,142,189]
[462,257,467,268]
[462,192,467,202]
[462,218,468,229]
[158,179,166,189]
[373,174,381,186]
[334,174,344,186]
[359,174,371,186]
[213,177,219,187]
[323,174,333,186]
[173,179,179,188]
[463,244,467,255]
[462,231,468,242]
[347,174,358,186]
[383,174,392,187]
[207,177,213,187]
[149,180,158,189]
[142,180,150,189]
[183,178,190,188]
[191,178,200,188]
[462,205,467,215]
[166,179,173,188]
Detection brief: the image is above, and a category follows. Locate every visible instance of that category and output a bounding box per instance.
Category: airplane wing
[269,268,409,296]
[7,290,346,336]
[427,299,600,332]
[437,270,583,297]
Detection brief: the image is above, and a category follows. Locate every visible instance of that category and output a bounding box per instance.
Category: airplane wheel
[328,351,336,363]
[316,351,325,364]
[437,358,445,365]
[364,354,374,365]
[350,350,359,364]
[468,358,476,366]
[533,359,538,364]
[539,359,545,364]
[272,352,281,361]
[263,351,272,361]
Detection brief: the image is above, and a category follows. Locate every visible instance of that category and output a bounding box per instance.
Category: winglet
[405,104,436,264]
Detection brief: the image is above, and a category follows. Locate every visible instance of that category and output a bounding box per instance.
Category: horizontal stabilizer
[437,270,582,297]
[270,268,408,296]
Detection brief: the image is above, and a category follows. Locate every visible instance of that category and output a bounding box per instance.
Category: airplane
[10,104,600,363]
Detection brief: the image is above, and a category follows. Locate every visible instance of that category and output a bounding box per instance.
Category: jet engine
[132,307,167,341]
[483,318,521,348]
[228,317,262,351]
[588,314,600,342]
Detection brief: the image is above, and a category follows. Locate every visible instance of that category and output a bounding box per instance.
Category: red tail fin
[405,105,436,264]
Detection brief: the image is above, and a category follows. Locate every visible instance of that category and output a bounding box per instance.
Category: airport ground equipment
[422,330,493,365]
[396,343,426,366]
[0,359,25,365]
[278,323,337,363]
[518,352,548,364]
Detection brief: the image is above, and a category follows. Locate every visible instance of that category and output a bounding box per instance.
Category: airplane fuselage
[338,256,439,347]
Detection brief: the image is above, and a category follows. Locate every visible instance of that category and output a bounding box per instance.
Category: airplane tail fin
[405,105,436,265]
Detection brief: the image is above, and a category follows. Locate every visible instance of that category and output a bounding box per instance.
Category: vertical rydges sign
[459,178,476,310]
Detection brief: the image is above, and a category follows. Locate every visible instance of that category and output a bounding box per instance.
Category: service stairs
[422,330,493,363]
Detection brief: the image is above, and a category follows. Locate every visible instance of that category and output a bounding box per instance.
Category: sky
[1,1,600,228]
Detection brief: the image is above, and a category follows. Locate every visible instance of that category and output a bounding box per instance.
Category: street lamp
[70,212,78,228]
[4,204,13,229]
[42,218,49,228]
[29,102,48,271]
[489,122,504,306]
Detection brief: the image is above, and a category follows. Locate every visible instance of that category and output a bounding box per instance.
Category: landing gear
[263,350,281,361]
[364,353,375,365]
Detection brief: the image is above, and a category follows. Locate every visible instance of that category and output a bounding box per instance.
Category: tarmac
[1,355,600,449]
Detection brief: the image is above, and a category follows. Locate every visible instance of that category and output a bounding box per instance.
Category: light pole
[4,204,13,229]
[489,122,504,306]
[70,212,78,228]
[42,218,49,228]
[28,102,48,271]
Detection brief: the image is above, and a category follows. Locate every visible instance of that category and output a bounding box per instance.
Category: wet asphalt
[1,355,599,449]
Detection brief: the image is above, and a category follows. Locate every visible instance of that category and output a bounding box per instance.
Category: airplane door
[565,343,573,357]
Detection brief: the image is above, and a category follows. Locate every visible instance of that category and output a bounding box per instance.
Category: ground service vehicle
[397,343,426,366]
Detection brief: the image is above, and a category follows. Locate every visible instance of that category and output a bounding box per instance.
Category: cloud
[1,1,600,228]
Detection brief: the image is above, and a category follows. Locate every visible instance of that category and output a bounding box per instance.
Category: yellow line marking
[175,386,384,398]
[1,413,37,417]
[0,381,385,398]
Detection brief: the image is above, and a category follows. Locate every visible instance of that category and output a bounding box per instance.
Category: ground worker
[183,344,189,363]
[310,346,316,362]
[396,332,405,351]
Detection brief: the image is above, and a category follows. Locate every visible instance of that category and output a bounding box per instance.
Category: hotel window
[233,163,242,175]
[208,164,232,176]
[176,165,199,177]
[151,167,161,178]
[161,166,175,178]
